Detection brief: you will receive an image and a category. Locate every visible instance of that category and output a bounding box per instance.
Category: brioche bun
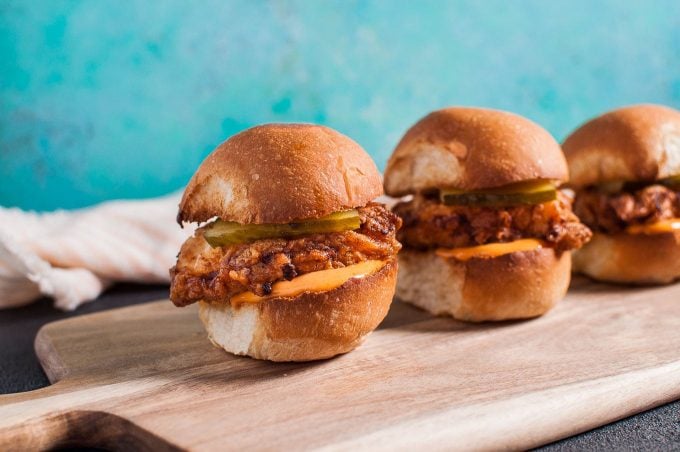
[178,124,382,224]
[563,104,680,188]
[384,107,567,196]
[395,248,570,322]
[573,232,680,284]
[198,259,397,361]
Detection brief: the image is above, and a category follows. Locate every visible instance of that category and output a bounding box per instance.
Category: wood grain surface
[0,276,679,451]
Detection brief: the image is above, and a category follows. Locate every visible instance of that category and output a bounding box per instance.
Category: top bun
[383,107,567,196]
[563,104,680,188]
[178,124,382,224]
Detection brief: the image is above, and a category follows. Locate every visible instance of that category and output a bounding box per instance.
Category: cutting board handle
[0,385,178,451]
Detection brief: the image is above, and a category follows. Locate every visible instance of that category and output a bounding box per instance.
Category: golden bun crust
[563,104,680,187]
[395,248,570,322]
[572,232,680,284]
[384,107,567,196]
[179,124,383,224]
[198,259,397,361]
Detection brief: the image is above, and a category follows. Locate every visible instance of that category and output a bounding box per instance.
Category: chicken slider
[385,107,591,322]
[170,124,401,361]
[563,104,680,284]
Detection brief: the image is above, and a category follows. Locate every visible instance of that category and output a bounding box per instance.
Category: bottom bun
[396,248,571,322]
[198,259,397,362]
[573,232,680,284]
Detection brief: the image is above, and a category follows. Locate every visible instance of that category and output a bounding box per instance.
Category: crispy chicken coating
[573,184,680,233]
[393,191,591,252]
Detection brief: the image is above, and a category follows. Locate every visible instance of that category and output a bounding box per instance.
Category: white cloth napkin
[0,193,191,311]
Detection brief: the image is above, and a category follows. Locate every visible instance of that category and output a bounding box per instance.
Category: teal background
[1,0,679,211]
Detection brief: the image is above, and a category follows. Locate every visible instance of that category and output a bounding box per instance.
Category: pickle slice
[440,180,558,207]
[597,181,626,194]
[203,209,361,247]
[660,174,680,190]
[609,175,680,192]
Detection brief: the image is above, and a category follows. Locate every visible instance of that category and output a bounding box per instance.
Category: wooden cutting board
[1,276,679,451]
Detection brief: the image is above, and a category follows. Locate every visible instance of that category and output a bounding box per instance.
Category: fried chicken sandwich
[563,104,680,284]
[170,124,401,361]
[384,107,591,321]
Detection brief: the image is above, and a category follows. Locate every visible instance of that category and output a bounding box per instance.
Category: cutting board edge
[35,326,68,384]
[321,360,680,451]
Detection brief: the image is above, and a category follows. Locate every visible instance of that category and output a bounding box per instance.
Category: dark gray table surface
[1,284,678,451]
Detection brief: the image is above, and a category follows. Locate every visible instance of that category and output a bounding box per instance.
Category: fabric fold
[0,193,191,310]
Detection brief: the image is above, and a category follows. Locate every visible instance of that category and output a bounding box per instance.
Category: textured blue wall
[1,0,679,210]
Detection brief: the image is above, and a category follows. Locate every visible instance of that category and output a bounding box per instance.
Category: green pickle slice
[440,180,558,207]
[660,174,680,190]
[605,175,680,193]
[203,209,361,247]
